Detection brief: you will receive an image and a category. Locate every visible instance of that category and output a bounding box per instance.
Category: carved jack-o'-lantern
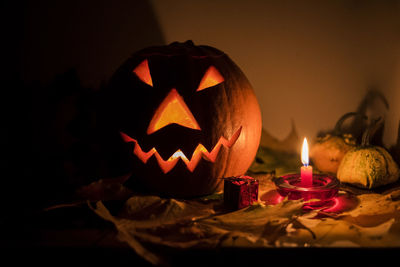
[107,41,262,197]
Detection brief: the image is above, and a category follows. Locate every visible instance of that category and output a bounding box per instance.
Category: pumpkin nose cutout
[147,89,201,135]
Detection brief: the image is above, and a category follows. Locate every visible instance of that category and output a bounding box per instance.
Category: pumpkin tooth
[119,127,242,173]
[154,151,181,173]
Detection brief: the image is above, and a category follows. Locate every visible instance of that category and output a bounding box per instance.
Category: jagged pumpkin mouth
[120,127,242,173]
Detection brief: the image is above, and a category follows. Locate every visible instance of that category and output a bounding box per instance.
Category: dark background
[1,0,165,214]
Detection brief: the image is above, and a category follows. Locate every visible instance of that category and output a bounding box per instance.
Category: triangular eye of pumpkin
[133,59,153,87]
[196,66,224,91]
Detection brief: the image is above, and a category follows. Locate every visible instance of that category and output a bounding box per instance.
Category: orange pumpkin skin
[106,41,262,197]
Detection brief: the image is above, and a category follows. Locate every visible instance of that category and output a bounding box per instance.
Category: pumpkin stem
[361,117,383,147]
[333,112,364,136]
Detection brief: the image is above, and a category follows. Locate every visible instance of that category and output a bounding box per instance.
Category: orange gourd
[310,112,358,174]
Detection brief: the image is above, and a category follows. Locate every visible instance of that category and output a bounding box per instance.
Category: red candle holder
[273,174,340,208]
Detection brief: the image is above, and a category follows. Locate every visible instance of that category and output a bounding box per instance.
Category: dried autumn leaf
[259,123,299,154]
[285,217,398,247]
[76,173,132,201]
[89,166,400,265]
[90,201,163,265]
[119,195,217,226]
[249,147,299,176]
[341,190,400,217]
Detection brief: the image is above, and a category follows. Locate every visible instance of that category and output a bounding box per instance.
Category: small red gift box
[223,176,259,210]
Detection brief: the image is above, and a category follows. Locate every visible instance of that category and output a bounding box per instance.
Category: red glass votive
[273,174,339,207]
[224,176,259,210]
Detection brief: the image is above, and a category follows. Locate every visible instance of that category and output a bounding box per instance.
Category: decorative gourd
[337,118,400,189]
[310,112,357,174]
[106,41,262,197]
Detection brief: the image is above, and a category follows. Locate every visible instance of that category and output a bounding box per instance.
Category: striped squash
[337,146,399,189]
[337,118,399,189]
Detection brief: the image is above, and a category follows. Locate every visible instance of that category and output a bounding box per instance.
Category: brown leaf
[76,173,132,201]
[120,195,217,226]
[259,122,299,153]
[90,201,164,266]
[88,170,400,265]
[341,192,400,217]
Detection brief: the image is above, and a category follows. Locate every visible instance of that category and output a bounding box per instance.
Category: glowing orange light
[197,66,225,91]
[120,127,242,173]
[133,59,153,87]
[300,137,313,187]
[147,89,201,134]
[301,137,309,166]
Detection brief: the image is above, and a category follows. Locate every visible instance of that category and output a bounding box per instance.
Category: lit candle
[301,137,313,187]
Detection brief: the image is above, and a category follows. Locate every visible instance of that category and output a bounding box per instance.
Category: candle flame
[301,137,309,166]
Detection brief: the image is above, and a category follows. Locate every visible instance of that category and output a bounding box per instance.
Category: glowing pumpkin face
[107,41,262,197]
